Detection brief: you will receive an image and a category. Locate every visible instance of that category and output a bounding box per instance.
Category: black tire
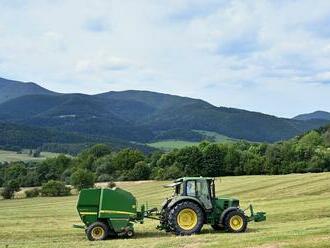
[160,209,171,232]
[125,229,134,238]
[86,221,109,241]
[224,210,247,233]
[168,201,204,235]
[211,223,224,231]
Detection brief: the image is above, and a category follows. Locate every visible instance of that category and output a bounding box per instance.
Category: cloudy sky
[0,0,330,117]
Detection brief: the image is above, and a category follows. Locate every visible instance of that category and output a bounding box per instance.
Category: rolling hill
[0,122,154,154]
[0,77,329,145]
[0,77,58,103]
[294,110,330,121]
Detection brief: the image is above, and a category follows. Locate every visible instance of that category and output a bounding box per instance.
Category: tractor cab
[165,177,215,210]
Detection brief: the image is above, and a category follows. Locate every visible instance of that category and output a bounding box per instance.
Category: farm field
[147,140,200,150]
[147,131,243,150]
[194,130,237,143]
[0,149,61,162]
[0,173,330,248]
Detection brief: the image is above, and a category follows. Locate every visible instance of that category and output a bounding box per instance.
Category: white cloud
[0,0,330,117]
[75,56,135,73]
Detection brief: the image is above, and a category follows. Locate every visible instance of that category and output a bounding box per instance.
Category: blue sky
[0,0,330,117]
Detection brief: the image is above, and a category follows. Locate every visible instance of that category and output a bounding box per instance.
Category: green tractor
[75,177,265,240]
[158,177,265,235]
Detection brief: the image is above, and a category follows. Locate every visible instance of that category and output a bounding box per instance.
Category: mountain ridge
[0,76,329,144]
[0,77,58,103]
[293,111,330,121]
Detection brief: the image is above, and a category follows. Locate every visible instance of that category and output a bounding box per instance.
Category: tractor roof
[164,177,214,188]
[174,177,214,182]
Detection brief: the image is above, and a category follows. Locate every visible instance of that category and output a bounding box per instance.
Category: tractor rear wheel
[86,221,109,241]
[160,209,171,232]
[224,210,247,233]
[168,201,204,235]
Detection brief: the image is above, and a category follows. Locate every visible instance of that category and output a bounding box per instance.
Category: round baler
[76,187,144,240]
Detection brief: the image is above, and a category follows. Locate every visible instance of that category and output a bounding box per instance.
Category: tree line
[1,128,329,199]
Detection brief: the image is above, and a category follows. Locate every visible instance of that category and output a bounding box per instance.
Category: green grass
[147,130,242,150]
[1,173,330,247]
[0,149,60,162]
[194,130,236,142]
[147,140,200,150]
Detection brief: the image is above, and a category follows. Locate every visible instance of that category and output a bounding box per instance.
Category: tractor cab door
[185,180,213,210]
[196,180,213,210]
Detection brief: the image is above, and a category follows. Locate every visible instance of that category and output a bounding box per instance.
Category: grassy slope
[147,140,200,150]
[148,130,236,150]
[194,130,237,142]
[0,173,330,248]
[0,149,60,162]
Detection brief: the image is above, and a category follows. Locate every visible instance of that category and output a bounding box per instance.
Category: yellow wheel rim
[229,215,244,231]
[91,226,105,240]
[177,208,198,230]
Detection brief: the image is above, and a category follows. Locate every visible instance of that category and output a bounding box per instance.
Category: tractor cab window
[186,181,196,196]
[196,180,209,199]
[197,180,213,210]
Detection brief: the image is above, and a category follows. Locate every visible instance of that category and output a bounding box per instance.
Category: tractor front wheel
[168,201,204,235]
[86,221,109,241]
[224,210,247,233]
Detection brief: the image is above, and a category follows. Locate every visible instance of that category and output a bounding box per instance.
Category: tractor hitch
[143,207,160,220]
[246,204,266,222]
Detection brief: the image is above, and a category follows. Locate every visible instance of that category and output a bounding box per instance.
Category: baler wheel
[224,210,247,233]
[168,201,204,235]
[125,229,134,238]
[86,221,109,241]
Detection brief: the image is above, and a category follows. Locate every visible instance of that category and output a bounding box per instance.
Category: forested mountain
[0,122,154,154]
[294,111,330,121]
[0,77,57,103]
[0,77,329,146]
[0,122,90,149]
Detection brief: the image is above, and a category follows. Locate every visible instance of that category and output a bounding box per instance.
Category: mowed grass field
[0,149,60,162]
[1,173,330,248]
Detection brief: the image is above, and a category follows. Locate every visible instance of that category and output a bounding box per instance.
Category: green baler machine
[75,177,266,241]
[76,187,147,240]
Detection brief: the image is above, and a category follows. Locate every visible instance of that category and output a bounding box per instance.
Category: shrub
[70,169,95,191]
[87,144,112,158]
[41,180,71,197]
[127,161,151,180]
[161,163,184,180]
[1,180,20,199]
[97,174,112,182]
[107,181,116,188]
[112,149,145,170]
[25,188,40,198]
